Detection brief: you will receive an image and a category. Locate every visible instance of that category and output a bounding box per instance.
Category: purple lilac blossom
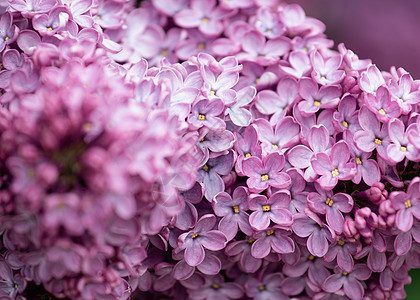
[1,0,420,298]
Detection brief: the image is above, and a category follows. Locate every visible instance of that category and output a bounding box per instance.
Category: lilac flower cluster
[0,0,419,299]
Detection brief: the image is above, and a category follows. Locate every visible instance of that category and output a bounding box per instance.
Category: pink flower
[288,124,332,182]
[353,105,391,160]
[174,0,233,36]
[389,73,420,114]
[386,118,420,164]
[278,50,311,79]
[310,50,345,85]
[0,13,19,53]
[251,226,295,258]
[242,152,291,193]
[390,177,420,232]
[311,141,356,190]
[255,77,298,124]
[292,210,335,257]
[177,214,227,267]
[344,130,380,186]
[322,264,372,300]
[254,116,301,154]
[248,190,293,231]
[308,183,353,234]
[364,85,401,123]
[188,98,225,131]
[236,30,290,66]
[358,64,385,95]
[213,187,253,240]
[297,77,342,116]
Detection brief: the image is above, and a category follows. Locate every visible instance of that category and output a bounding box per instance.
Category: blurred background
[288,0,420,79]
[289,1,420,298]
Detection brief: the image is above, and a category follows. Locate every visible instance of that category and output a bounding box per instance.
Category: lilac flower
[32,7,69,36]
[92,1,124,29]
[338,43,371,72]
[292,34,334,53]
[354,105,391,159]
[200,63,239,106]
[233,125,262,175]
[245,273,288,300]
[107,8,148,62]
[389,73,420,114]
[176,29,217,60]
[242,152,291,193]
[311,140,356,190]
[177,214,227,267]
[283,247,334,290]
[236,61,279,91]
[197,151,234,202]
[293,104,336,141]
[0,13,19,53]
[297,77,342,116]
[358,64,385,95]
[174,0,232,36]
[278,50,311,79]
[344,130,380,186]
[67,0,94,28]
[213,187,253,241]
[153,262,203,292]
[9,0,57,17]
[225,237,262,273]
[196,128,235,166]
[255,77,298,124]
[188,98,225,131]
[236,30,290,66]
[332,94,360,133]
[393,218,420,257]
[0,258,26,297]
[282,168,309,214]
[251,226,295,258]
[188,274,244,300]
[211,21,251,57]
[355,230,388,273]
[292,210,335,257]
[175,183,203,231]
[307,184,353,234]
[248,190,293,231]
[254,116,301,154]
[173,249,222,280]
[322,264,372,300]
[288,124,332,182]
[252,6,285,38]
[387,118,419,164]
[390,177,420,232]
[225,86,255,126]
[279,4,309,34]
[389,243,420,272]
[324,239,359,273]
[364,85,401,123]
[310,50,345,85]
[408,122,420,153]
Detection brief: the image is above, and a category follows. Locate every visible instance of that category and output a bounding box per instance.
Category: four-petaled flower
[248,190,293,231]
[242,152,291,193]
[311,140,356,190]
[177,214,228,267]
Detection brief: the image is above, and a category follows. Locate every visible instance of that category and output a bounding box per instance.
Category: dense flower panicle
[0,0,420,299]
